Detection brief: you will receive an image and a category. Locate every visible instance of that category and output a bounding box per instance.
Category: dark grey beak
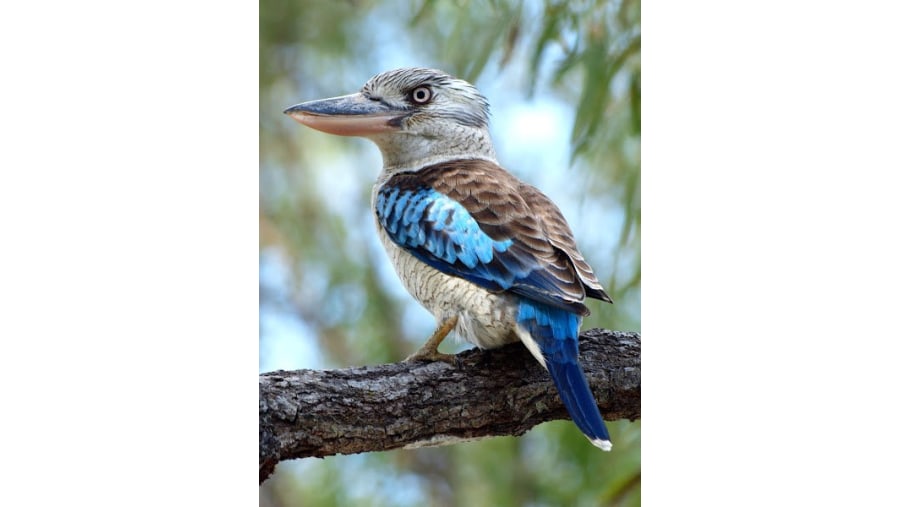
[284,93,405,137]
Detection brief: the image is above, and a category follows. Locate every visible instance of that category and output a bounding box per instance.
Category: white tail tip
[591,438,613,451]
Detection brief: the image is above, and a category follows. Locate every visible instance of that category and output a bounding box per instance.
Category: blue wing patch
[376,184,577,310]
[377,186,514,289]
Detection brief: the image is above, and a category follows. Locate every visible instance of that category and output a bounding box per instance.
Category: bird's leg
[404,315,459,364]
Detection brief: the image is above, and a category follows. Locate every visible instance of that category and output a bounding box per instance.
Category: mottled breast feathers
[375,159,611,315]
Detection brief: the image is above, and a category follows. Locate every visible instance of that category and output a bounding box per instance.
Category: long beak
[283,93,405,137]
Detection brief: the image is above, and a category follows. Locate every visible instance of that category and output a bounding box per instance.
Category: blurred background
[260,0,640,505]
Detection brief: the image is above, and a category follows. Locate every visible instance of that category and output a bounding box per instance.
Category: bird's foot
[404,315,459,364]
[404,348,457,364]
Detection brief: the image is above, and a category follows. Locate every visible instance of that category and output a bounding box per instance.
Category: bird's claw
[403,349,457,364]
[404,315,459,365]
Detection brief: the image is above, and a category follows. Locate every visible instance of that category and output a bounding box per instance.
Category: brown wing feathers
[415,159,609,310]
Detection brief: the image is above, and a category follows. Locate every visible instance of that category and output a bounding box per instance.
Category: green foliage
[260,0,640,505]
[410,0,524,82]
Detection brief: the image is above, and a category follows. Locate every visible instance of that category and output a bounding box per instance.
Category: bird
[284,67,614,450]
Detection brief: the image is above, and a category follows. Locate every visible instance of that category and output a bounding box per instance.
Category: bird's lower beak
[284,93,404,137]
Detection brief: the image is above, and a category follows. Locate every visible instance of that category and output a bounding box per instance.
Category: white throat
[369,126,497,175]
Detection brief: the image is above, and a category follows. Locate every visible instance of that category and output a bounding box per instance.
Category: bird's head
[284,67,497,172]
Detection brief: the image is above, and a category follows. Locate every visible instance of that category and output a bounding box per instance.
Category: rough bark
[259,328,640,484]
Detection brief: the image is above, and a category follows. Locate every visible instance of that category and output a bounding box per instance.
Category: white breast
[374,223,520,350]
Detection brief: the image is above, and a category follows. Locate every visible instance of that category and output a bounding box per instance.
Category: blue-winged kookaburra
[285,67,614,450]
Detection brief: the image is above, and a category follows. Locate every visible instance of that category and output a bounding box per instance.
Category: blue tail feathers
[517,299,612,450]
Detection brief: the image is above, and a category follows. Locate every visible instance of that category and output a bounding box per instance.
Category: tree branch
[259,328,640,484]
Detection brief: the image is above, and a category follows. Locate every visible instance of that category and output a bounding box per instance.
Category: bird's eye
[409,86,432,104]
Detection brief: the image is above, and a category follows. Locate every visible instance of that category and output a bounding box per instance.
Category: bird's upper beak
[283,93,404,137]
